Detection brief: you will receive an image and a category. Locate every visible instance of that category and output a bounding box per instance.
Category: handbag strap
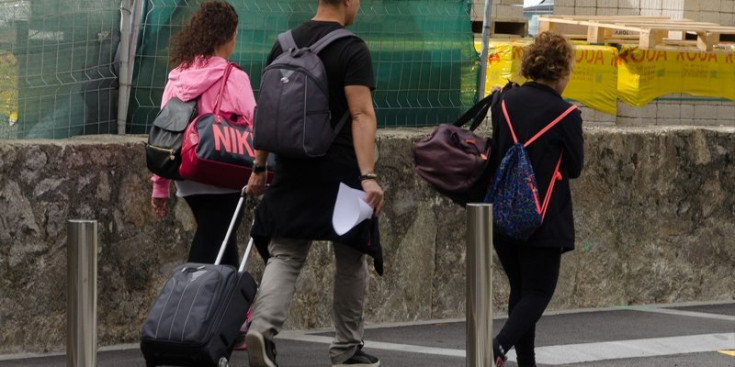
[452,91,496,131]
[212,62,237,117]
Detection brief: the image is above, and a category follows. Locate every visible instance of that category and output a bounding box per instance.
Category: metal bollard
[466,204,493,367]
[67,220,98,367]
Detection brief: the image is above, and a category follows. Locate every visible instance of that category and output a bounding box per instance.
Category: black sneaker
[332,349,380,367]
[245,330,278,367]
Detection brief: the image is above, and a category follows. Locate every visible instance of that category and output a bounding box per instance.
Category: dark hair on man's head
[521,31,574,82]
[319,0,342,6]
[169,1,238,68]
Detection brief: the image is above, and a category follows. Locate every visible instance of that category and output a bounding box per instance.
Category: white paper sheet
[332,182,374,236]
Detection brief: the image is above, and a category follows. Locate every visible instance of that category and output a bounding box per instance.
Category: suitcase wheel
[218,356,229,367]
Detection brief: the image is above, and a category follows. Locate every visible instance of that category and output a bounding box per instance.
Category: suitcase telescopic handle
[214,185,255,273]
[238,237,254,273]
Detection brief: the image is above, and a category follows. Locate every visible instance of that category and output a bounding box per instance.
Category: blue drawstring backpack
[485,100,578,241]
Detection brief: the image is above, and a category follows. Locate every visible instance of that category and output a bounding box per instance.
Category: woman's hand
[151,197,168,219]
[361,179,384,216]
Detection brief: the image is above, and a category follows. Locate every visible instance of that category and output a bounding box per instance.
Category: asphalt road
[1,301,733,367]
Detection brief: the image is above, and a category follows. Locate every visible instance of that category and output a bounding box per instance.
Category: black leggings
[494,240,562,367]
[184,193,242,268]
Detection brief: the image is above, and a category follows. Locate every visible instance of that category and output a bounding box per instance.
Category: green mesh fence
[0,0,120,139]
[128,0,479,133]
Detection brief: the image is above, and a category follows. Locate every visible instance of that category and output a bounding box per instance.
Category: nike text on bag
[179,63,275,189]
[145,97,198,180]
[253,29,354,158]
[411,92,497,206]
[485,100,577,241]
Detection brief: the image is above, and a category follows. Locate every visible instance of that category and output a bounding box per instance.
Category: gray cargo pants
[249,237,368,364]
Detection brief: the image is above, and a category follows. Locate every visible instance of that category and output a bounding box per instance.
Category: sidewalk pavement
[0,301,733,367]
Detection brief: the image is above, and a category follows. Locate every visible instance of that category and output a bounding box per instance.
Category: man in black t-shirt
[246,1,384,367]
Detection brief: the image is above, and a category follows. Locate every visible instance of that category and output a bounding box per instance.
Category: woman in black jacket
[489,32,584,367]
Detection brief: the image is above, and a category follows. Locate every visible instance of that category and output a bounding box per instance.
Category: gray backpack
[253,28,355,158]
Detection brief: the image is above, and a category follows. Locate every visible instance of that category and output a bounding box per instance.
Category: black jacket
[489,82,584,251]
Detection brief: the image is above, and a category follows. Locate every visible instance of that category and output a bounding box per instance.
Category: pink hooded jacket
[151,55,257,198]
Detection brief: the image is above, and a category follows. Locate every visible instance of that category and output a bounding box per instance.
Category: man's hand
[151,197,168,219]
[361,179,384,216]
[247,151,271,197]
[246,171,267,197]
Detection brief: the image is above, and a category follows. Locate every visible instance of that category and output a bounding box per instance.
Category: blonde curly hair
[521,31,574,82]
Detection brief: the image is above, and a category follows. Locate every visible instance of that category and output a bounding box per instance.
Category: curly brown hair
[521,31,574,82]
[169,1,238,68]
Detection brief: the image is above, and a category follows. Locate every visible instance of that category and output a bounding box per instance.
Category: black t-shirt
[266,20,375,168]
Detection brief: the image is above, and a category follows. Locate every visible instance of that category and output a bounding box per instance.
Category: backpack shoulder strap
[310,28,356,54]
[277,30,298,51]
[524,104,578,147]
[500,99,520,144]
[540,153,564,221]
[310,29,355,132]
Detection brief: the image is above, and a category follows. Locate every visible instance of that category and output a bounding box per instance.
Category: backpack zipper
[148,145,176,161]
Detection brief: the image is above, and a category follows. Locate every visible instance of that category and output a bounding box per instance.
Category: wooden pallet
[472,18,528,37]
[538,15,735,52]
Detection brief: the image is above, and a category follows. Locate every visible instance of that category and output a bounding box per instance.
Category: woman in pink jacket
[151,0,255,268]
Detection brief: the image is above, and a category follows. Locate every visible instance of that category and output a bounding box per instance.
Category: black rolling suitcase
[140,188,257,367]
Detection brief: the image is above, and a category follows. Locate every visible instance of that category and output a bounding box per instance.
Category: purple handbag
[411,92,497,205]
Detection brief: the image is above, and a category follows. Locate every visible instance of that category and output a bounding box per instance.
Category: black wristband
[253,164,267,174]
[359,173,377,182]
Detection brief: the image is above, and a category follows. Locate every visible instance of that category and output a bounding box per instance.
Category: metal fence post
[478,0,494,99]
[466,204,493,367]
[117,0,133,135]
[67,220,98,367]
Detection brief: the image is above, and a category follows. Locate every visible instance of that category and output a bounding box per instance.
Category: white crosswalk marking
[624,306,735,322]
[278,334,466,357]
[1,301,731,365]
[524,333,735,365]
[277,332,735,365]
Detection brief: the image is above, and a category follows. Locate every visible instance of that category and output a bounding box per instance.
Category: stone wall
[0,127,734,354]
